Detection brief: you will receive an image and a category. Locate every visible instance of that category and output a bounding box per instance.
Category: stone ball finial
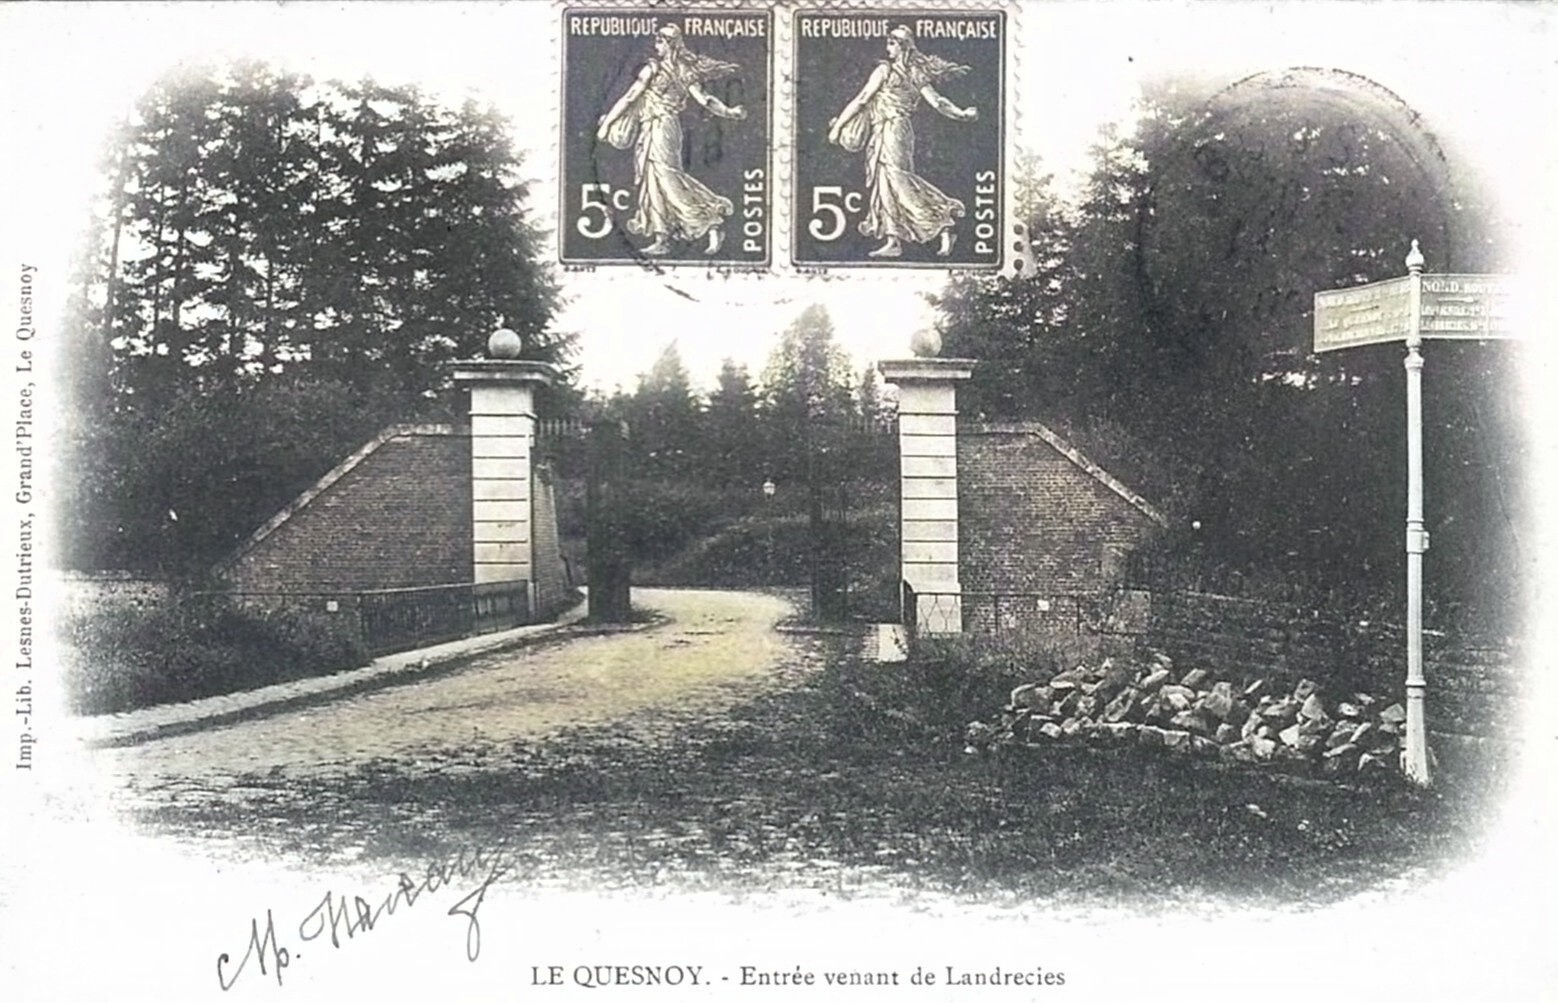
[488,327,523,359]
[910,328,942,358]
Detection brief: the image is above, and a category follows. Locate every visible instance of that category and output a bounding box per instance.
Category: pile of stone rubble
[965,652,1414,777]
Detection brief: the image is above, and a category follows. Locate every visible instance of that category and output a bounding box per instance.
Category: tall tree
[932,74,1521,630]
[760,304,858,485]
[62,62,565,574]
[622,342,700,479]
[704,358,763,488]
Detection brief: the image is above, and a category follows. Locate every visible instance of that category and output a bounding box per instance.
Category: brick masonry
[945,420,1514,742]
[531,461,570,616]
[957,421,1163,602]
[216,425,569,609]
[219,426,473,592]
[1138,589,1518,739]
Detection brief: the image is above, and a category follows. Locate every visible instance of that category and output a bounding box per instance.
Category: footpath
[71,601,599,749]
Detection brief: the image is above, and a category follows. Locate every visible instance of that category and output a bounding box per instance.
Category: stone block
[897,413,957,436]
[1168,710,1213,736]
[901,519,958,542]
[474,541,529,565]
[1138,668,1171,693]
[901,476,959,500]
[902,541,959,565]
[1180,668,1212,689]
[1102,687,1141,723]
[902,497,958,520]
[899,433,957,458]
[1137,725,1167,747]
[1096,662,1136,702]
[1298,693,1331,724]
[1250,736,1279,761]
[470,435,530,459]
[1010,683,1045,709]
[473,499,530,523]
[1201,682,1237,721]
[900,455,957,478]
[1221,740,1258,765]
[1160,685,1195,712]
[1261,697,1300,728]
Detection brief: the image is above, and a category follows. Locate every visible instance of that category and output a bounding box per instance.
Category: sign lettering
[1315,273,1518,352]
[1313,277,1412,353]
[1419,273,1516,339]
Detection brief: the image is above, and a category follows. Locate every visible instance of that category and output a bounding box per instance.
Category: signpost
[1313,241,1517,786]
[1313,275,1412,352]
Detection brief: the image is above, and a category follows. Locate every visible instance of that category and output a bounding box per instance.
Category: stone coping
[877,358,976,382]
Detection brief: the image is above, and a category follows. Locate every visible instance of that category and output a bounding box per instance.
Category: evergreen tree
[62,62,565,574]
[704,359,763,488]
[623,342,700,479]
[760,305,857,486]
[931,74,1521,629]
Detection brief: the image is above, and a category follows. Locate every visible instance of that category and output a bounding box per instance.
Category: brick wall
[218,426,473,593]
[1140,589,1518,739]
[530,461,570,616]
[958,422,1161,601]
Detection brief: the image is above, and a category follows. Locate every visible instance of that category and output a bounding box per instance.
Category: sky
[2,1,1553,394]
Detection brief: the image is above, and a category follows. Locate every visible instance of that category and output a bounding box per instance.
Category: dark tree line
[572,306,896,568]
[936,74,1525,633]
[594,305,895,489]
[62,62,566,575]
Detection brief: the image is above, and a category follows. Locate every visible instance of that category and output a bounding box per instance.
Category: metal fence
[902,585,1114,638]
[215,581,532,657]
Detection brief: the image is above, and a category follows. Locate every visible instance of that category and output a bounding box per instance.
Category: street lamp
[761,478,776,584]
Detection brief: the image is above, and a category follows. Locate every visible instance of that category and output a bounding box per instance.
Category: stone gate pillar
[878,353,974,636]
[449,330,560,614]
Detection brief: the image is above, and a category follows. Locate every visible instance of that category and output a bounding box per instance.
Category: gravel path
[103,588,799,785]
[98,586,1485,909]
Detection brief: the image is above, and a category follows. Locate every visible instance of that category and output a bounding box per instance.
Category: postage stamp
[559,7,774,267]
[791,9,1006,270]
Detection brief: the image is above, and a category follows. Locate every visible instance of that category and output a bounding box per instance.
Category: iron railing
[215,581,532,657]
[902,588,1109,637]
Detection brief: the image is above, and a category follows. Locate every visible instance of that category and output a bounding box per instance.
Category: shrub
[861,628,1092,735]
[63,594,369,716]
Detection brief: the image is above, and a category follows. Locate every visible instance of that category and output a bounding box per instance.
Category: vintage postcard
[1,2,1554,1001]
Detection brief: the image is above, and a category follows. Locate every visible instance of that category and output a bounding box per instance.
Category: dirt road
[104,588,798,783]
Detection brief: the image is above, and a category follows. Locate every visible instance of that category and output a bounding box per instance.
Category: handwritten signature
[217,841,515,991]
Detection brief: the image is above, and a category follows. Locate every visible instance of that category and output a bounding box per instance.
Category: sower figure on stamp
[597,24,748,257]
[827,25,977,258]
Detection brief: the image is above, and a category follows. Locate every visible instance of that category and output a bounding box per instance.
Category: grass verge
[64,595,369,716]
